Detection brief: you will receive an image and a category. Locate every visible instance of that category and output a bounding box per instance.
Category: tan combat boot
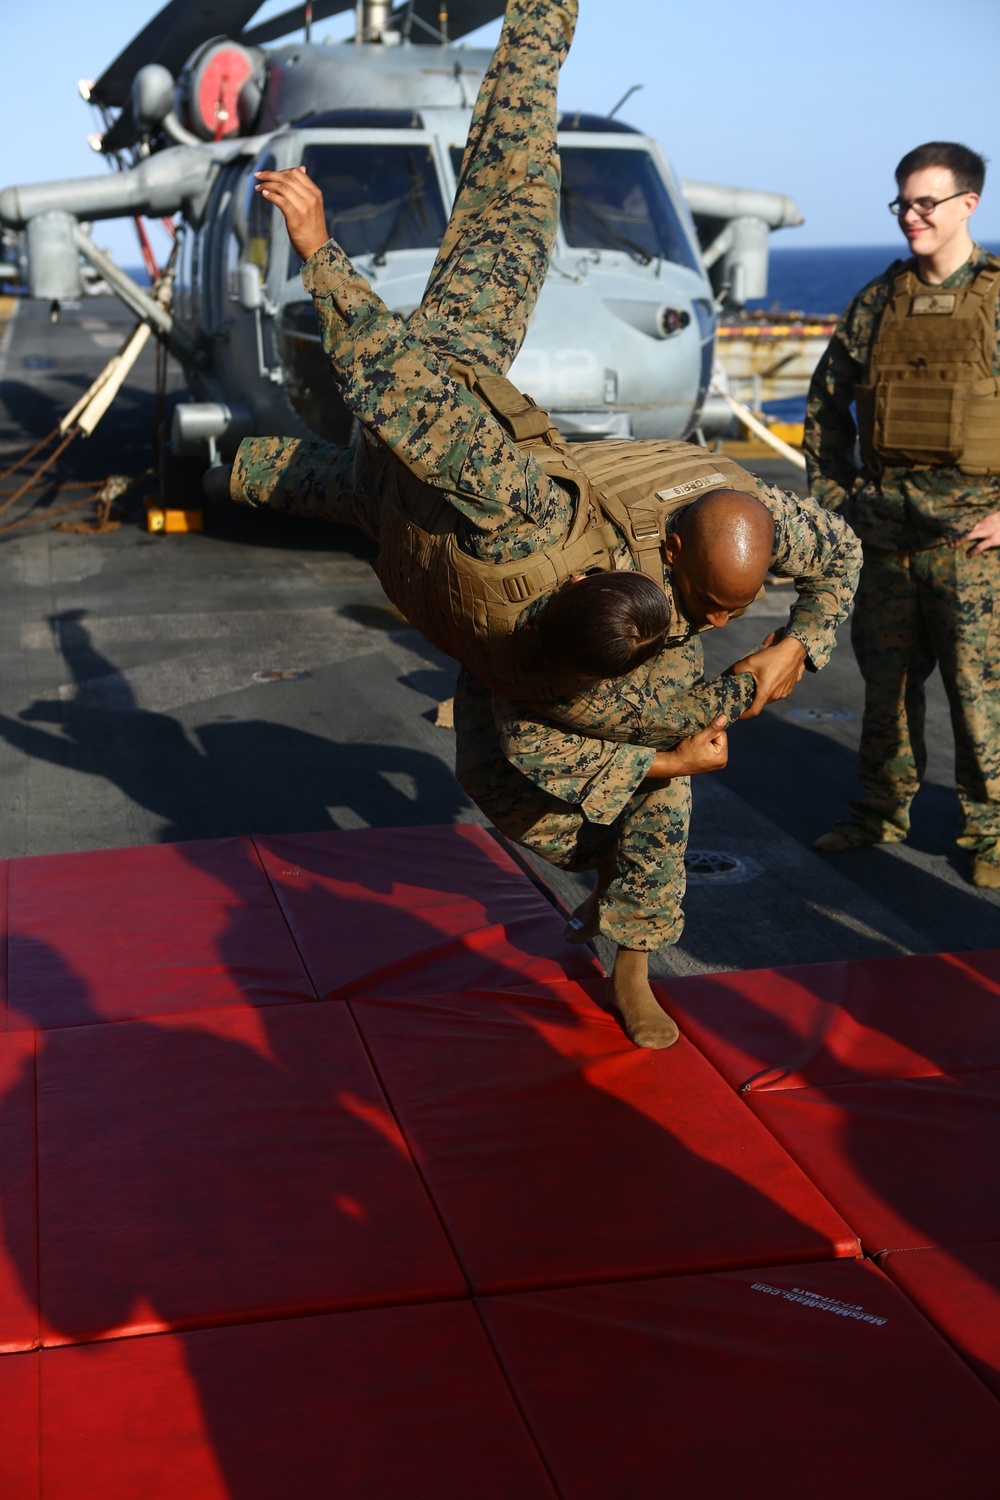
[971,855,1000,890]
[814,820,906,853]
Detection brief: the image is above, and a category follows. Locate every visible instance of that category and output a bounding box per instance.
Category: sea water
[748,241,1000,316]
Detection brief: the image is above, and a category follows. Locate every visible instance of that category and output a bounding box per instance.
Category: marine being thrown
[805,141,1000,889]
[216,0,860,1046]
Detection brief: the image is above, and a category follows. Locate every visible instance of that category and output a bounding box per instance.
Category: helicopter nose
[601,298,694,341]
[657,306,691,337]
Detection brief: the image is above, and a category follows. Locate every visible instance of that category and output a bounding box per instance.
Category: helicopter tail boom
[0,147,222,232]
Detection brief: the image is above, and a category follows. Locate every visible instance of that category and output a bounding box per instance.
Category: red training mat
[7,837,315,1030]
[881,1242,1000,1399]
[749,1069,1000,1255]
[480,1259,1000,1499]
[0,859,8,1022]
[36,1003,464,1346]
[39,1302,556,1500]
[350,985,858,1294]
[0,1032,40,1353]
[0,1350,38,1498]
[658,948,1000,1093]
[254,824,601,1000]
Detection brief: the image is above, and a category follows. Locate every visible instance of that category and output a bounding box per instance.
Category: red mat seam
[34,1348,41,1500]
[655,1015,868,1264]
[3,861,8,1035]
[31,1030,41,1357]
[345,1004,859,1293]
[471,1298,565,1500]
[661,948,1000,1097]
[466,1240,860,1299]
[737,1102,873,1254]
[874,1246,1000,1411]
[743,1060,1000,1096]
[322,924,573,1002]
[36,1286,476,1351]
[343,997,474,1299]
[488,832,575,920]
[249,834,320,1003]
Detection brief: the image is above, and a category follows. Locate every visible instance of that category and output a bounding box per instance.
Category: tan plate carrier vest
[857,254,1000,476]
[374,364,765,703]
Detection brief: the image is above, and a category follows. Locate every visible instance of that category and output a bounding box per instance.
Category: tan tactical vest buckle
[503,573,537,603]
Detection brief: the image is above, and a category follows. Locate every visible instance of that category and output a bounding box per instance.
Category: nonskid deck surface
[0,824,998,1496]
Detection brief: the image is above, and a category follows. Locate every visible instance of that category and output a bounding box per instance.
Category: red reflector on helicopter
[183,42,255,142]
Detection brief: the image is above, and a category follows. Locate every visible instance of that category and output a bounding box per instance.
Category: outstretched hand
[728,631,807,718]
[254,167,328,264]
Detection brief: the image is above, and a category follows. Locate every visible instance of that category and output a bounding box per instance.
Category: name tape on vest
[655,472,727,504]
[911,292,958,315]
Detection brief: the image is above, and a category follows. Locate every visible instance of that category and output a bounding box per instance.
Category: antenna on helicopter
[607,83,643,120]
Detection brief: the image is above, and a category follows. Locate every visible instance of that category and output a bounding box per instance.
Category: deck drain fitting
[684,850,762,886]
[786,705,854,724]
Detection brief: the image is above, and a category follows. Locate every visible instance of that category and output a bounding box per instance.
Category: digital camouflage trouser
[407,0,575,374]
[849,543,1000,853]
[455,671,689,950]
[231,0,577,528]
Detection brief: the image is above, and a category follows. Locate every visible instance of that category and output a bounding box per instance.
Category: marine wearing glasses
[805,140,1000,891]
[888,190,967,218]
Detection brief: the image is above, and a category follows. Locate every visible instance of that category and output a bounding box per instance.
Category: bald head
[667,490,775,628]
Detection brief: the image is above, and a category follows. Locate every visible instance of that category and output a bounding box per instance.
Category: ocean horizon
[124,240,1000,316]
[749,240,1000,317]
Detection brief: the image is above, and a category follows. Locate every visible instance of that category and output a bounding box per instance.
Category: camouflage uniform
[232,0,860,948]
[455,667,690,949]
[804,245,1000,856]
[455,486,859,950]
[235,0,579,572]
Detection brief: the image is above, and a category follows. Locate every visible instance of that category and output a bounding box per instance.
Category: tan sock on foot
[605,954,679,1050]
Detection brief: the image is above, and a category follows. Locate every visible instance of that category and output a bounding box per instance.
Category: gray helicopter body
[0,2,802,459]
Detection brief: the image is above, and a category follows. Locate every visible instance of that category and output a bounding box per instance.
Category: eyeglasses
[888,191,966,219]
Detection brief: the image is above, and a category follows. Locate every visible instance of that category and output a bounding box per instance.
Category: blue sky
[3,0,998,266]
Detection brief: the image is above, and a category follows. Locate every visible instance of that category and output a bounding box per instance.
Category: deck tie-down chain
[0,254,176,538]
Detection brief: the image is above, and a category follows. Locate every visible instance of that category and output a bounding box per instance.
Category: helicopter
[0,0,803,465]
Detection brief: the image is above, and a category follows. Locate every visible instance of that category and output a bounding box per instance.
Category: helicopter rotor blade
[90,0,265,108]
[242,0,354,47]
[387,0,506,43]
[243,0,505,46]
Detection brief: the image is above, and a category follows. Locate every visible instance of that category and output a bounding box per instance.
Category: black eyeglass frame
[888,190,968,218]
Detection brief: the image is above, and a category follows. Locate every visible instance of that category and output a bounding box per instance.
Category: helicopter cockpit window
[290,144,447,270]
[559,148,700,271]
[244,153,276,275]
